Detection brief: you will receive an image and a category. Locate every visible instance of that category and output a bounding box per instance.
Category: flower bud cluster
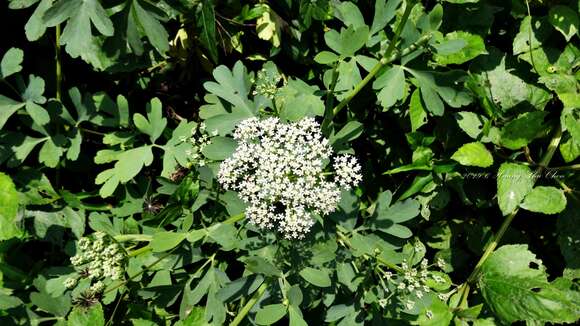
[252,67,284,99]
[379,258,448,311]
[183,123,213,168]
[218,117,362,239]
[65,232,126,294]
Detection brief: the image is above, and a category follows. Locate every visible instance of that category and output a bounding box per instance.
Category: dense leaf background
[1,0,579,325]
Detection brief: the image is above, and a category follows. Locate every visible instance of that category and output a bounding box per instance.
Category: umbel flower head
[218,117,362,239]
[66,232,126,294]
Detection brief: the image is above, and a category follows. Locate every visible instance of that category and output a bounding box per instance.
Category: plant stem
[229,282,268,326]
[114,234,153,242]
[461,124,563,291]
[223,213,245,225]
[552,164,580,171]
[321,62,340,132]
[465,210,518,284]
[55,24,62,101]
[127,245,152,257]
[323,0,421,129]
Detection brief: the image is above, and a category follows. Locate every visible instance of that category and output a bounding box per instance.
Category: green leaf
[203,62,255,114]
[434,31,486,65]
[513,17,552,57]
[520,186,567,214]
[133,98,167,143]
[373,65,406,109]
[44,0,114,59]
[469,49,551,112]
[67,303,105,326]
[333,58,362,101]
[559,134,580,163]
[557,202,580,279]
[131,0,170,54]
[407,69,472,116]
[334,2,365,28]
[22,74,46,104]
[216,274,263,303]
[325,304,356,322]
[314,51,339,65]
[454,111,500,144]
[500,111,548,150]
[370,0,401,35]
[451,142,493,168]
[1,47,24,79]
[287,285,303,306]
[201,136,237,161]
[479,245,580,324]
[497,163,534,216]
[151,231,188,252]
[329,120,363,148]
[196,0,218,62]
[409,89,428,131]
[38,136,64,168]
[0,173,22,240]
[564,108,580,142]
[24,0,52,41]
[243,256,281,277]
[277,79,325,121]
[26,102,50,126]
[255,304,287,325]
[373,190,420,238]
[548,5,579,42]
[161,121,197,178]
[30,291,71,317]
[299,267,331,287]
[95,145,154,197]
[412,299,453,325]
[256,4,281,47]
[0,95,26,129]
[324,25,369,56]
[288,305,308,326]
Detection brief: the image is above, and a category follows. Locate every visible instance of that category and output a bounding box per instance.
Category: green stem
[463,124,563,288]
[465,211,518,284]
[127,245,152,257]
[55,24,62,101]
[326,16,428,128]
[321,62,341,132]
[114,234,153,242]
[229,282,268,326]
[552,163,580,171]
[223,213,245,225]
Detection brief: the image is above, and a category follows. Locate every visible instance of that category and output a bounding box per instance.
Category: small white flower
[218,117,362,239]
[378,298,388,308]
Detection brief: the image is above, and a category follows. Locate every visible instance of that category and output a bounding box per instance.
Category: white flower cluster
[183,123,213,168]
[65,232,126,294]
[378,258,448,311]
[218,117,362,239]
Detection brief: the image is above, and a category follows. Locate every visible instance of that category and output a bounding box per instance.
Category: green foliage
[1,0,579,325]
[479,245,580,324]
